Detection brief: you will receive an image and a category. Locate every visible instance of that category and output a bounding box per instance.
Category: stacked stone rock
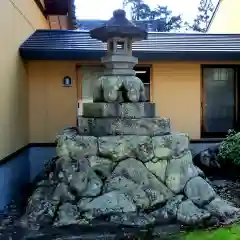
[22,9,240,229]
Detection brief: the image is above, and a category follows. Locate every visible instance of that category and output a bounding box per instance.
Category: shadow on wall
[0,147,56,212]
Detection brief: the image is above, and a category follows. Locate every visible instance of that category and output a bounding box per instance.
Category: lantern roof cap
[90,9,148,42]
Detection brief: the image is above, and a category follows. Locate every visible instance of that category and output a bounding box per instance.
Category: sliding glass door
[202,67,237,137]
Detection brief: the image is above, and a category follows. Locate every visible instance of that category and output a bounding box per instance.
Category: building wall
[27,61,203,141]
[0,0,49,160]
[28,61,77,143]
[208,0,240,33]
[152,62,201,139]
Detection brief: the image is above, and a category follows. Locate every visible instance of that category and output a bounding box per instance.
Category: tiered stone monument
[24,10,240,229]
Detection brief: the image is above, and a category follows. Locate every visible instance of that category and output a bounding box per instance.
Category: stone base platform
[83,102,156,118]
[78,102,169,136]
[78,117,170,136]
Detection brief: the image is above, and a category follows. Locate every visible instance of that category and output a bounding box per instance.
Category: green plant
[180,223,240,240]
[218,129,240,165]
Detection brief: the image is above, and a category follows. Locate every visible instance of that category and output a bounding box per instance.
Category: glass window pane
[203,67,235,133]
[144,84,150,102]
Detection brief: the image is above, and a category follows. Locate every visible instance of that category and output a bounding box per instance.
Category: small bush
[218,129,240,165]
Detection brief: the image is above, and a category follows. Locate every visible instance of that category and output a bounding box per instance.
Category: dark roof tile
[19,30,240,61]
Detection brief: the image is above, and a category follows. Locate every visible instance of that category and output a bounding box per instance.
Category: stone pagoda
[23,9,240,231]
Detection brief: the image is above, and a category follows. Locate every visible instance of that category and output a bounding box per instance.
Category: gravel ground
[210,178,240,208]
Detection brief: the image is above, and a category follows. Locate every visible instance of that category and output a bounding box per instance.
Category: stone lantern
[89,9,148,103]
[21,9,240,231]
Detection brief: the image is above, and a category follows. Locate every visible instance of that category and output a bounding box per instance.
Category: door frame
[201,64,240,138]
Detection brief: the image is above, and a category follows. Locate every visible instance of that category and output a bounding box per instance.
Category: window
[134,67,151,102]
[116,41,125,50]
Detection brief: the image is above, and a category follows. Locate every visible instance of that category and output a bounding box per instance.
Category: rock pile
[22,122,240,228]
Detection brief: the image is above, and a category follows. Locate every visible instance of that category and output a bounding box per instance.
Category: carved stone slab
[77,117,170,136]
[82,102,155,118]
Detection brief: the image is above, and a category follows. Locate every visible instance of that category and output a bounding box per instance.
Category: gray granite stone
[204,197,240,221]
[98,136,135,161]
[92,75,146,103]
[104,176,150,209]
[57,135,98,160]
[69,172,88,196]
[82,102,155,118]
[23,184,59,225]
[78,117,170,136]
[121,75,145,102]
[83,103,118,118]
[101,76,123,102]
[52,183,75,202]
[54,203,80,227]
[101,54,138,71]
[109,212,156,227]
[177,199,211,225]
[82,190,137,219]
[184,176,216,207]
[134,136,154,162]
[77,118,93,136]
[113,158,174,205]
[88,156,114,179]
[165,151,199,194]
[151,195,184,223]
[145,160,168,182]
[119,102,155,118]
[82,170,103,197]
[152,133,189,160]
[104,68,136,76]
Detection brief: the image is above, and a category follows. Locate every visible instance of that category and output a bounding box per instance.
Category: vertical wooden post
[68,0,74,29]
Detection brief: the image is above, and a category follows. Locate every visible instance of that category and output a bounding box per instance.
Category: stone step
[82,102,155,118]
[77,117,170,136]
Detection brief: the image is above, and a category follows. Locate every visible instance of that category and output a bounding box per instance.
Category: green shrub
[218,129,240,165]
